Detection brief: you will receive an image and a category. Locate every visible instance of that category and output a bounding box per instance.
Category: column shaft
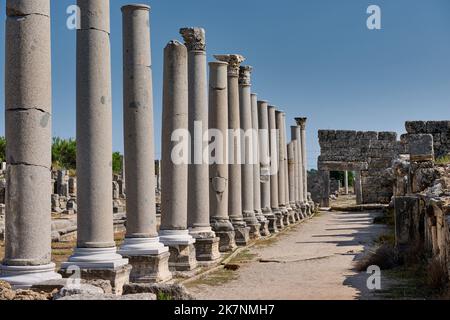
[1,0,61,287]
[268,106,283,228]
[344,171,349,195]
[276,111,288,227]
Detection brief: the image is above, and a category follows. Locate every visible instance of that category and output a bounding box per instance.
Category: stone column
[61,1,130,293]
[214,54,250,246]
[344,171,349,195]
[251,95,270,236]
[238,66,261,240]
[118,4,171,283]
[287,142,299,222]
[268,106,284,229]
[296,118,311,215]
[159,40,197,271]
[209,61,237,252]
[282,114,295,224]
[180,27,220,262]
[355,171,363,205]
[0,0,61,287]
[276,111,288,228]
[319,170,330,208]
[291,127,303,220]
[294,125,306,217]
[258,101,278,233]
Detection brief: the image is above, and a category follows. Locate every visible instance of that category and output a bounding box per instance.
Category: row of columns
[0,1,314,288]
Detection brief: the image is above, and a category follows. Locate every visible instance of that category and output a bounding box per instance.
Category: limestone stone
[123,282,195,300]
[407,134,434,162]
[77,0,110,33]
[6,0,50,16]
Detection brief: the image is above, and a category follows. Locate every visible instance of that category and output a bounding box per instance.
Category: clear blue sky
[1,0,450,169]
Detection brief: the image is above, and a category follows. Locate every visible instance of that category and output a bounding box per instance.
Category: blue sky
[1,0,450,169]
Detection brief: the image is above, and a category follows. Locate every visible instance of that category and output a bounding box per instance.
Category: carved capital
[179,27,206,51]
[239,66,253,86]
[295,117,307,130]
[214,54,245,77]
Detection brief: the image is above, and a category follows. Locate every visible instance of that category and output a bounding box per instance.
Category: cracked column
[287,142,298,223]
[258,101,278,233]
[209,61,237,252]
[251,95,270,236]
[268,107,284,229]
[276,111,289,228]
[291,126,302,220]
[118,4,171,283]
[214,54,250,246]
[239,66,261,240]
[0,0,61,287]
[62,1,130,294]
[180,27,220,262]
[159,40,197,271]
[295,118,308,215]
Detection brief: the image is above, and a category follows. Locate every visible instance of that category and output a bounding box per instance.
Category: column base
[215,230,237,252]
[255,209,270,236]
[193,237,221,262]
[0,263,62,289]
[233,225,250,246]
[263,208,278,234]
[123,252,172,284]
[281,207,291,226]
[288,208,296,224]
[243,211,261,240]
[159,230,198,271]
[275,208,285,229]
[118,237,168,256]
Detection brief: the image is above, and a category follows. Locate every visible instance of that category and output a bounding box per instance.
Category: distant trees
[0,136,124,174]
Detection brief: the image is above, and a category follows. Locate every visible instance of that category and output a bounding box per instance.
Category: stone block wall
[405,121,450,159]
[318,130,400,204]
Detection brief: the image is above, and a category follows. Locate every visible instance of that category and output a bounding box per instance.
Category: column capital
[214,54,245,77]
[295,117,307,130]
[179,27,206,51]
[239,66,253,86]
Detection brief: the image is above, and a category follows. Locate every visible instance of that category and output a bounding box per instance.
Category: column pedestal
[159,230,198,271]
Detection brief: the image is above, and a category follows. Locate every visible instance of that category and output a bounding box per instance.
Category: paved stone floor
[187,209,389,300]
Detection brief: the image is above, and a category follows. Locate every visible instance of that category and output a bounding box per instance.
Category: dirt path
[186,210,389,300]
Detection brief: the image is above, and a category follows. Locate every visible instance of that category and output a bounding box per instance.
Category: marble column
[355,171,363,205]
[214,54,250,246]
[282,114,295,224]
[180,27,220,262]
[294,125,306,217]
[287,142,299,222]
[159,40,197,271]
[276,111,288,228]
[209,61,237,252]
[296,118,311,215]
[291,127,303,220]
[344,171,349,195]
[0,0,61,287]
[251,95,270,236]
[268,107,284,229]
[62,1,130,293]
[118,4,171,283]
[258,101,278,233]
[238,66,261,240]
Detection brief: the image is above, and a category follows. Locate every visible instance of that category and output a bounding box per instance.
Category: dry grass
[425,257,449,294]
[355,244,399,272]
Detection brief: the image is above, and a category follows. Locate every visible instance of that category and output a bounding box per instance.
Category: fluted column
[268,106,283,228]
[258,101,278,233]
[209,61,236,252]
[251,95,270,236]
[159,40,197,271]
[0,0,61,287]
[118,4,171,283]
[276,111,288,228]
[214,54,250,246]
[62,1,129,283]
[239,66,261,239]
[180,27,220,262]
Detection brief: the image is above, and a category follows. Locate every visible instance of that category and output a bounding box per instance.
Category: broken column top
[239,66,253,86]
[6,0,50,16]
[121,4,150,12]
[179,27,206,51]
[214,54,245,77]
[77,0,110,33]
[295,117,307,129]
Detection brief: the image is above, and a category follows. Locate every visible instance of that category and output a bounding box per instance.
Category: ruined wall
[405,121,450,159]
[318,130,400,204]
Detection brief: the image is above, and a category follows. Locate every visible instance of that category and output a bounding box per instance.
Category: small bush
[356,244,399,272]
[436,155,450,165]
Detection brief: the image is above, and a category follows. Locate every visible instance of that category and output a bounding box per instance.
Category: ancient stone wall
[318,130,400,204]
[405,121,450,159]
